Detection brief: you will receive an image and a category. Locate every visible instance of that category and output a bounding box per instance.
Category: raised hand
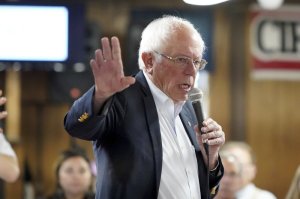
[90,37,136,110]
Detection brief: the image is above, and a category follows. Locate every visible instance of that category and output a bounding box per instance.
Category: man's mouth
[179,83,191,91]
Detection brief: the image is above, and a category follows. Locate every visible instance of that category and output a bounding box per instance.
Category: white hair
[138,15,205,70]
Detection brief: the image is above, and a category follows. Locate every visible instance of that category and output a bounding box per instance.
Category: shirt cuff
[210,160,219,172]
[209,159,222,177]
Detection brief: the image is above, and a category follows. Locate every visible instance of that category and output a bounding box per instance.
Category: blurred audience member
[47,148,95,199]
[216,141,277,199]
[285,165,300,199]
[215,152,242,199]
[0,89,20,182]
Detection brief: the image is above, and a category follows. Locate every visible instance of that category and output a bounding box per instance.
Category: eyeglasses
[154,51,207,70]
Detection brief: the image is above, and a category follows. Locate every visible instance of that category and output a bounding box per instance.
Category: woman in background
[47,148,95,199]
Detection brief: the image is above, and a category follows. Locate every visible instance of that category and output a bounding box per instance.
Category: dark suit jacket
[64,71,223,199]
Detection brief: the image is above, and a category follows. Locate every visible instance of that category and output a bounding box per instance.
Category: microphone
[188,87,209,155]
[189,87,210,196]
[188,88,205,129]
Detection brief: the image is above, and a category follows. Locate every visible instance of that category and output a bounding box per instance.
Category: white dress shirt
[144,71,201,199]
[236,183,277,199]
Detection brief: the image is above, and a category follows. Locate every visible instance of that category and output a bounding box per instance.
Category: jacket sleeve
[209,155,224,198]
[64,86,115,141]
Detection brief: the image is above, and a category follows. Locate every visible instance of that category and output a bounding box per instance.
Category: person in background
[0,89,20,182]
[216,141,277,199]
[215,152,242,199]
[64,15,225,199]
[47,148,95,199]
[285,165,300,199]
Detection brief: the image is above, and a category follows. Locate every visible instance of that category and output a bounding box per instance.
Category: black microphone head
[188,87,203,102]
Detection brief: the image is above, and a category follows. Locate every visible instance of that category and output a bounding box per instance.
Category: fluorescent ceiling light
[183,0,230,6]
[257,0,284,10]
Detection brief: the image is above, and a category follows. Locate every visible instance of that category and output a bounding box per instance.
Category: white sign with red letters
[250,5,300,80]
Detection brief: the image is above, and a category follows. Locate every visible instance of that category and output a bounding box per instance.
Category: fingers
[111,36,122,61]
[90,59,99,79]
[92,37,114,68]
[206,136,225,146]
[202,130,223,140]
[120,77,136,88]
[95,49,105,65]
[100,37,121,60]
[201,118,221,132]
[92,37,122,67]
[101,37,112,61]
[199,118,225,146]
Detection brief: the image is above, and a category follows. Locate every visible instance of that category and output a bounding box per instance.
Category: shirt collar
[236,183,255,198]
[143,70,185,117]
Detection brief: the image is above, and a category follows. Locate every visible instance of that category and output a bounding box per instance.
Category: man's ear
[141,52,154,73]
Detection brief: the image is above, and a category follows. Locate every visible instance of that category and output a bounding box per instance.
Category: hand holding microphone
[188,88,209,153]
[188,87,225,170]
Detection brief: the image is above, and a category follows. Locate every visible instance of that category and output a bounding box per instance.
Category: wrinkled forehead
[164,28,204,55]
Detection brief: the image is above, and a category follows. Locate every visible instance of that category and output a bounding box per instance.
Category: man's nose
[184,60,197,75]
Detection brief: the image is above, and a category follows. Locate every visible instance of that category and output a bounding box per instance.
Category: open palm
[90,37,135,100]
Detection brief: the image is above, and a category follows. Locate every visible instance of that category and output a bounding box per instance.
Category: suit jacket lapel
[181,103,210,199]
[180,104,200,151]
[136,71,162,195]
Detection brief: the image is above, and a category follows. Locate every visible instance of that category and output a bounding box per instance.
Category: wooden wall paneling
[5,70,21,141]
[274,82,300,196]
[245,12,300,199]
[39,103,94,197]
[210,7,232,139]
[86,1,130,37]
[39,104,72,197]
[21,72,48,102]
[247,81,300,199]
[229,7,247,141]
[7,68,95,199]
[20,71,49,199]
